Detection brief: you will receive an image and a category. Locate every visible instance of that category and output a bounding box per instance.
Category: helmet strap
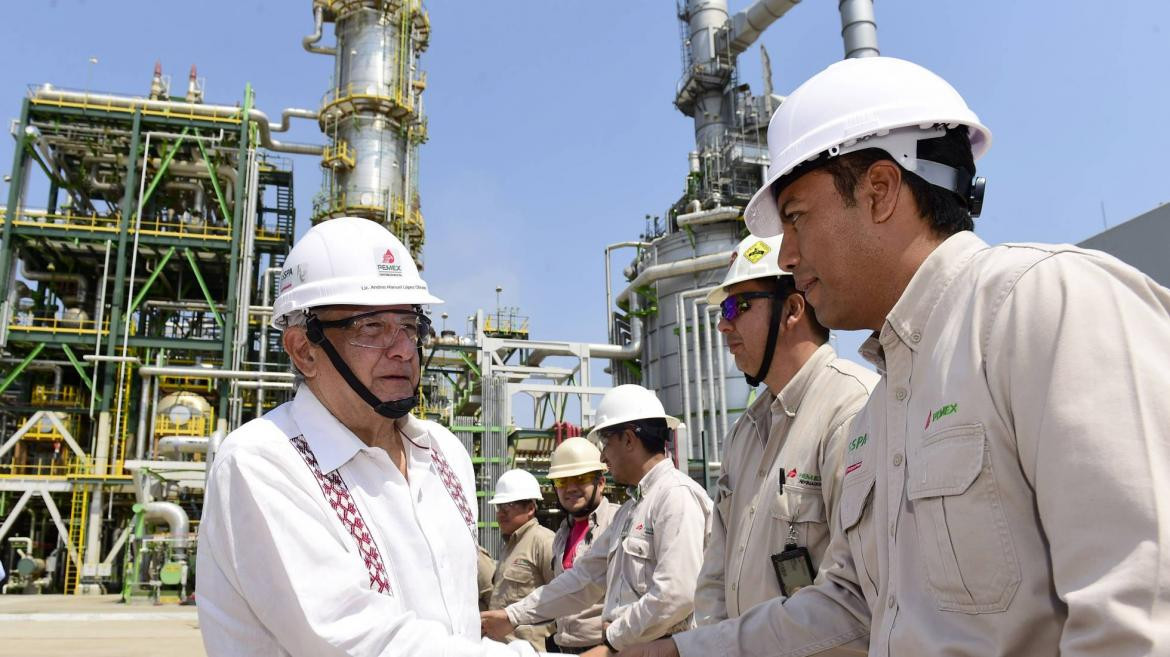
[305,315,419,419]
[745,292,784,388]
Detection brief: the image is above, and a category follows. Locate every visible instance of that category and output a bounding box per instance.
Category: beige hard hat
[547,437,607,479]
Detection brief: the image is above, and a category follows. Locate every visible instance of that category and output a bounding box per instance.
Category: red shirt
[562,517,590,570]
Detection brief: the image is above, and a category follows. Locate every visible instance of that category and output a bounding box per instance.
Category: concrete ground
[0,594,205,657]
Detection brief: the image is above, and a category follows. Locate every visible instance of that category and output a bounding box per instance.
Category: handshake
[478,611,678,657]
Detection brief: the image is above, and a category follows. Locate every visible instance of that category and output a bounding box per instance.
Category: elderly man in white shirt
[197,217,541,657]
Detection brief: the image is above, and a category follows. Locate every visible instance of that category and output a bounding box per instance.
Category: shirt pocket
[620,535,654,596]
[496,559,537,605]
[772,487,826,547]
[906,423,1020,613]
[838,467,879,604]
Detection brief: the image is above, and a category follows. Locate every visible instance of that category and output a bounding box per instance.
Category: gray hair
[281,311,308,388]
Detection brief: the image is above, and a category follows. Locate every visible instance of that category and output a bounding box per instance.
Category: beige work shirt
[695,343,877,624]
[548,498,619,649]
[490,518,555,652]
[477,545,496,612]
[674,231,1170,657]
[506,458,713,651]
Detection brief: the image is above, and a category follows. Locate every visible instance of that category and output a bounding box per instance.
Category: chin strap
[305,316,419,420]
[745,291,784,388]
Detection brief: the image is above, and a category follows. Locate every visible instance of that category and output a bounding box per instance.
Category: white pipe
[156,435,209,456]
[676,286,717,455]
[702,300,719,462]
[302,5,337,55]
[138,366,294,380]
[839,0,879,59]
[142,501,189,558]
[234,380,295,390]
[615,250,733,306]
[728,0,802,56]
[691,297,706,463]
[604,242,650,344]
[675,206,740,228]
[711,306,730,439]
[31,86,324,155]
[269,108,319,132]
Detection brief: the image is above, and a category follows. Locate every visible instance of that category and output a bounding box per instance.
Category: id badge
[770,546,815,596]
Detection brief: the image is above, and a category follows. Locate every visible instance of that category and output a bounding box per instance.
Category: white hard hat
[706,234,790,305]
[488,469,543,505]
[548,437,607,479]
[271,217,443,329]
[587,384,679,443]
[745,57,992,237]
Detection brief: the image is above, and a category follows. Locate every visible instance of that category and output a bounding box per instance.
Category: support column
[0,100,31,343]
[100,111,143,407]
[218,86,252,421]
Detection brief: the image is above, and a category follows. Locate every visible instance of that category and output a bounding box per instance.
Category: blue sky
[3,1,1168,381]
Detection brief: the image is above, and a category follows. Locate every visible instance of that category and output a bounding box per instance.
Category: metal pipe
[156,435,209,456]
[615,250,733,306]
[839,0,879,59]
[233,380,295,390]
[675,206,740,228]
[604,242,650,344]
[20,257,88,305]
[256,267,281,417]
[728,0,802,56]
[269,108,318,132]
[137,366,294,380]
[690,297,706,466]
[141,501,189,558]
[711,306,730,438]
[702,300,719,462]
[302,5,337,55]
[30,86,324,155]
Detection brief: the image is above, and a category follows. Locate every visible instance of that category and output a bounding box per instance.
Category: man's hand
[479,609,515,642]
[617,638,680,657]
[579,645,612,657]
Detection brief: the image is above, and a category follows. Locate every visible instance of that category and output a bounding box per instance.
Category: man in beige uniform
[624,57,1170,657]
[488,469,556,652]
[695,233,877,625]
[545,437,619,653]
[483,385,712,656]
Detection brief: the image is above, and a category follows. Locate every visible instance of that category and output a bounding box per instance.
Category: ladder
[63,485,90,594]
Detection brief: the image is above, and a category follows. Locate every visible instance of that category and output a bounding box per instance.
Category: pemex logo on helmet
[376,247,402,277]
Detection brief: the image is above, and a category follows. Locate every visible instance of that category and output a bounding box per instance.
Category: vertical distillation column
[311,1,430,264]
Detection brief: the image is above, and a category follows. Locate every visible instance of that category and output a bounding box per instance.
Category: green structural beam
[23,141,68,189]
[184,248,224,328]
[0,343,46,395]
[60,344,100,403]
[458,351,481,377]
[194,138,232,230]
[128,246,177,314]
[140,127,190,210]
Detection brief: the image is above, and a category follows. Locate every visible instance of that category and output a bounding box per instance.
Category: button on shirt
[490,518,556,652]
[548,498,619,649]
[197,387,535,657]
[506,458,713,651]
[694,343,877,624]
[673,231,1170,657]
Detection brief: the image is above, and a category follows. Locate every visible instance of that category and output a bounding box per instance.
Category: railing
[154,415,212,438]
[31,386,82,407]
[4,209,290,242]
[9,315,112,336]
[28,88,243,125]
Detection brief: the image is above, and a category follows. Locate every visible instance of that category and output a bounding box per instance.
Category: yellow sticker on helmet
[743,241,772,263]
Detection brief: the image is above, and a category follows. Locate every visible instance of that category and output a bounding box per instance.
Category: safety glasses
[311,308,432,349]
[719,291,778,322]
[552,473,601,489]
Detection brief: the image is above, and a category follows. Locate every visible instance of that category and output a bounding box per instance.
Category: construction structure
[605,0,878,483]
[0,0,887,585]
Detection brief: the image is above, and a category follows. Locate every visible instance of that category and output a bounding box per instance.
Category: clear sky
[3,1,1168,382]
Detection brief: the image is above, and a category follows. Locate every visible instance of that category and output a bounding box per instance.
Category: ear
[283,328,321,379]
[783,293,805,330]
[862,160,903,225]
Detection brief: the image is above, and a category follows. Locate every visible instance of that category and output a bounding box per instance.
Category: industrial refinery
[0,0,1166,654]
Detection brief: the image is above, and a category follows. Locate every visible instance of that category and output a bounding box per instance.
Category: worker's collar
[292,386,427,474]
[626,458,674,502]
[505,517,540,544]
[861,231,987,371]
[771,343,836,419]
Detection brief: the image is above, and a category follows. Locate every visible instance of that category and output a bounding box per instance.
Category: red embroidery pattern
[289,436,392,595]
[429,444,477,540]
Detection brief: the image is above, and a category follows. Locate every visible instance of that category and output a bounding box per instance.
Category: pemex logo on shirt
[924,403,959,430]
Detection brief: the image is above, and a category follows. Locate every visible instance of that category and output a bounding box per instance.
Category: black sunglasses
[719,291,778,322]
